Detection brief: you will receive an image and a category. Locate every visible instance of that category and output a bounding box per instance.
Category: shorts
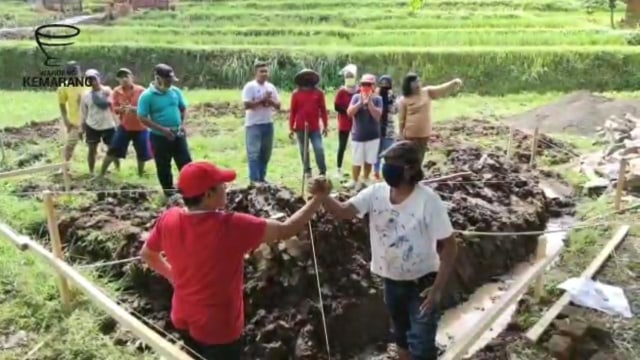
[178,330,242,360]
[106,126,152,161]
[64,125,80,146]
[85,125,115,145]
[351,138,380,166]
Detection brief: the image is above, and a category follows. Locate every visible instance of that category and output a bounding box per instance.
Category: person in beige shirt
[397,73,462,163]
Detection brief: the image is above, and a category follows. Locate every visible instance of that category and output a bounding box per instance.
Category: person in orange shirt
[100,68,151,177]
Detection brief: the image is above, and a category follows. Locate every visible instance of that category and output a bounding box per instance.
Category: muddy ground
[506,91,640,136]
[10,139,577,359]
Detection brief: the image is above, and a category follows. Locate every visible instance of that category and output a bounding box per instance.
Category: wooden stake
[0,223,193,360]
[506,126,514,160]
[0,163,66,180]
[529,127,539,167]
[441,244,563,360]
[43,191,72,313]
[526,225,630,343]
[534,236,547,301]
[614,157,628,212]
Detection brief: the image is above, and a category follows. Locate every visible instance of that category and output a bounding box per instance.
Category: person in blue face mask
[322,140,458,360]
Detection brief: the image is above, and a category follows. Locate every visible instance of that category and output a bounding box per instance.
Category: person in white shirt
[80,69,118,175]
[241,61,280,183]
[322,140,458,360]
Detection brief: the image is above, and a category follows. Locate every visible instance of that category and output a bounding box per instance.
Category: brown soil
[11,139,574,359]
[506,91,640,136]
[432,118,579,165]
[1,119,60,149]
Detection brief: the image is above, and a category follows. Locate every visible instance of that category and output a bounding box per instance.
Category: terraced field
[1,0,636,92]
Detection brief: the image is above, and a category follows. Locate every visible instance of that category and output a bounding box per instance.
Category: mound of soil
[36,142,561,359]
[1,120,60,148]
[432,118,578,165]
[506,91,640,136]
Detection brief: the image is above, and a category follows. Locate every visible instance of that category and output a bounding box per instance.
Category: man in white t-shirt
[80,69,118,175]
[241,61,281,183]
[322,140,458,360]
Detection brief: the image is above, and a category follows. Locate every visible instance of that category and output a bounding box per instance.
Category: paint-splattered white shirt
[348,183,453,281]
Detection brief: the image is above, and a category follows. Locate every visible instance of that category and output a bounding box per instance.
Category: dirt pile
[506,91,640,135]
[40,145,561,359]
[432,119,578,165]
[1,120,60,149]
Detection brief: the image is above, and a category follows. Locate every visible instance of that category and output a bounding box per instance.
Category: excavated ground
[12,139,577,359]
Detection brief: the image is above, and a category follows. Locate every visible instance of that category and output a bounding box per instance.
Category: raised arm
[424,78,462,100]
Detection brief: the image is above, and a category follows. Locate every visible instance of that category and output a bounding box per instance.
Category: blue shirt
[137,83,187,135]
[350,94,382,142]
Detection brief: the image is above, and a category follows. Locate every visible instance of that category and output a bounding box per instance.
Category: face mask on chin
[382,163,405,187]
[344,78,356,87]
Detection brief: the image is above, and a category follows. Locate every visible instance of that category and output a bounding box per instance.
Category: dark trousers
[149,133,192,196]
[179,331,242,360]
[405,136,429,165]
[384,273,441,360]
[336,130,350,169]
[295,130,326,175]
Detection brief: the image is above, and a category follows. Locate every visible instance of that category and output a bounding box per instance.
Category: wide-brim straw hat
[294,69,320,87]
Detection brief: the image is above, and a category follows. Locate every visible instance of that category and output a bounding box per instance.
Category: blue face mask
[382,163,405,187]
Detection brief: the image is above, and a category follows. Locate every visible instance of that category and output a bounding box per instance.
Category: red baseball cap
[177,161,236,198]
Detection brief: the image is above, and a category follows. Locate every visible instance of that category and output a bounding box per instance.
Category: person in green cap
[288,69,328,177]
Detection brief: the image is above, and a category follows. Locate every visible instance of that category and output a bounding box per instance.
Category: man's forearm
[146,256,174,284]
[141,117,166,132]
[280,196,324,238]
[433,238,457,291]
[368,103,382,120]
[426,80,458,99]
[180,108,186,124]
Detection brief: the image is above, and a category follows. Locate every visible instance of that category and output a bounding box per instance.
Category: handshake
[306,176,333,197]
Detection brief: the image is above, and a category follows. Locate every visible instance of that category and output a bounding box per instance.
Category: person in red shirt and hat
[140,161,331,360]
[289,69,328,177]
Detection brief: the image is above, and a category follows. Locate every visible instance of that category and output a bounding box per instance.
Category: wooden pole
[529,127,539,167]
[43,191,72,314]
[526,225,630,343]
[441,244,563,360]
[614,157,628,211]
[534,236,547,301]
[506,126,514,160]
[0,163,66,180]
[0,223,193,360]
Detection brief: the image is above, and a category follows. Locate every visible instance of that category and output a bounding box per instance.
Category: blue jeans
[295,130,326,175]
[245,123,274,182]
[374,137,395,174]
[383,273,441,360]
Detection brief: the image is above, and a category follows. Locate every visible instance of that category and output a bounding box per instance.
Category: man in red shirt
[289,69,328,177]
[100,68,151,177]
[140,161,330,359]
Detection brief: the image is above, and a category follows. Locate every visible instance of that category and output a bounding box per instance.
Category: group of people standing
[57,61,191,197]
[241,61,463,189]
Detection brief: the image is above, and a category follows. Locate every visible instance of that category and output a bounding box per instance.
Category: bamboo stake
[529,127,539,167]
[534,236,547,301]
[526,225,630,343]
[0,223,193,360]
[506,126,514,160]
[0,163,65,180]
[43,191,72,313]
[441,244,563,360]
[614,157,628,212]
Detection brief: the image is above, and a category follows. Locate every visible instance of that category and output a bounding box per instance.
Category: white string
[75,256,141,269]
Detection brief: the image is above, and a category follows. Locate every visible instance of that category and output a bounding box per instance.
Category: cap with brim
[154,63,179,82]
[379,140,421,164]
[85,69,100,79]
[116,68,132,77]
[360,73,376,85]
[177,161,236,198]
[64,61,80,75]
[294,69,320,87]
